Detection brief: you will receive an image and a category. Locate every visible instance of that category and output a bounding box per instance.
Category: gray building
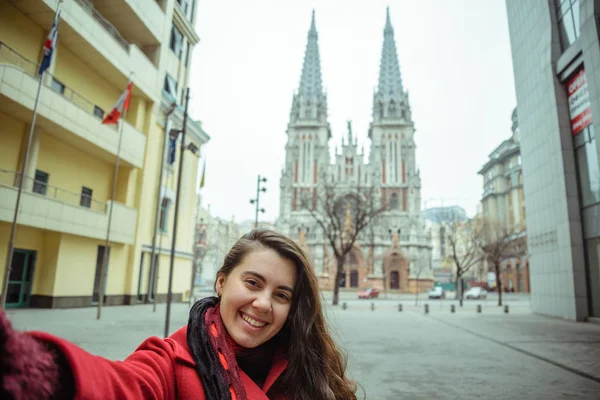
[506,0,600,320]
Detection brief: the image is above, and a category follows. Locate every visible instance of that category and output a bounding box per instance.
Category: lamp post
[249,175,267,229]
[164,88,194,338]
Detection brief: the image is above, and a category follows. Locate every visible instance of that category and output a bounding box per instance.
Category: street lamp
[250,175,267,228]
[164,88,198,338]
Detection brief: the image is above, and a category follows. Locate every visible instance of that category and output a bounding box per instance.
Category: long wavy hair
[215,229,357,400]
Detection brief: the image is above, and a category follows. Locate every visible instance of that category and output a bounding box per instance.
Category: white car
[465,287,488,300]
[428,286,445,299]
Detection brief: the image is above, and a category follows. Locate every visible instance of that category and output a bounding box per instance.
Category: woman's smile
[239,311,268,329]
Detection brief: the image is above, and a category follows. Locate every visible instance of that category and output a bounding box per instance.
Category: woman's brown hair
[215,229,358,400]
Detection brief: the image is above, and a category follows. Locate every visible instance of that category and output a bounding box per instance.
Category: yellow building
[0,0,209,308]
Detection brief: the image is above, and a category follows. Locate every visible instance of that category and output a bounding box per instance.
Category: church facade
[276,9,433,292]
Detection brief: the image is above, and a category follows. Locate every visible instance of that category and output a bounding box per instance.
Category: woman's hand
[0,310,62,399]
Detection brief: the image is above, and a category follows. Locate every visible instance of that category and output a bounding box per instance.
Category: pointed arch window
[390,192,399,210]
[389,101,397,117]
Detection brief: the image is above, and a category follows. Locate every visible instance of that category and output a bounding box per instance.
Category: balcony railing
[0,168,106,213]
[73,0,130,52]
[0,41,114,128]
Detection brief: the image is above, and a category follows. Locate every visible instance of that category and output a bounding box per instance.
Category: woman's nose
[252,292,272,312]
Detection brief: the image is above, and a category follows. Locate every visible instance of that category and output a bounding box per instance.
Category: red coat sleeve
[29,331,178,400]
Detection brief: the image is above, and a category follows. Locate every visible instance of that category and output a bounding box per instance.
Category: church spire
[290,10,328,124]
[378,7,403,96]
[372,7,411,123]
[298,9,323,99]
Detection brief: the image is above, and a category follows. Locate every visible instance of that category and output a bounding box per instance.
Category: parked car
[465,287,488,300]
[357,288,380,299]
[428,286,445,299]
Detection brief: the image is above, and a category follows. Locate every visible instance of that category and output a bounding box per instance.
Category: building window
[507,178,514,232]
[389,192,399,210]
[575,125,600,207]
[176,0,189,14]
[159,197,171,232]
[80,187,93,208]
[93,106,104,119]
[184,43,191,66]
[32,170,49,195]
[189,0,196,22]
[555,0,580,49]
[170,23,183,58]
[519,187,526,229]
[163,74,178,101]
[50,78,65,94]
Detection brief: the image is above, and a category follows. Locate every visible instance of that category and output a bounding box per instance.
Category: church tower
[278,11,331,236]
[369,7,421,226]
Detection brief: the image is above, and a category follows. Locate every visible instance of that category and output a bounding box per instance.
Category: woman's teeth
[241,313,266,328]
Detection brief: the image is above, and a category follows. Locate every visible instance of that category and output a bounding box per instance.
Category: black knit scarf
[186,296,245,400]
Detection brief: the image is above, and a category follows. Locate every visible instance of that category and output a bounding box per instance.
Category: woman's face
[216,248,297,349]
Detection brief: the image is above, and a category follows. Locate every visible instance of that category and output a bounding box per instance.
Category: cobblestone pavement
[6,300,600,399]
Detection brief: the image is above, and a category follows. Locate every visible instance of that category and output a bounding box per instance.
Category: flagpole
[0,71,47,309]
[165,88,190,338]
[150,103,177,313]
[96,81,131,320]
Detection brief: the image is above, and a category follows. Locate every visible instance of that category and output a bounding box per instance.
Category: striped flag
[102,82,133,125]
[39,4,62,75]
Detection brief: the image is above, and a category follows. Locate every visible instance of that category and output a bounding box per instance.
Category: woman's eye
[245,279,259,287]
[276,293,290,301]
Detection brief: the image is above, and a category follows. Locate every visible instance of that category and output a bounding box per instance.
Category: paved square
[6,298,600,399]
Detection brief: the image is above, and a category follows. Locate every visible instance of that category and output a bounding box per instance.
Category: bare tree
[442,212,483,306]
[412,251,430,306]
[300,182,386,305]
[480,219,525,306]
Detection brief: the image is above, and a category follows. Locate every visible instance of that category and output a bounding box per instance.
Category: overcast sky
[188,0,516,223]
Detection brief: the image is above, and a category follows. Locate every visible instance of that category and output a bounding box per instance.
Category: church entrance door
[390,271,400,289]
[350,270,358,288]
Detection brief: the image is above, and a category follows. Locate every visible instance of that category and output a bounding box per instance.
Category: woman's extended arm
[1,311,178,400]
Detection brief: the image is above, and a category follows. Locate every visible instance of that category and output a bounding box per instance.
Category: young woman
[0,229,358,400]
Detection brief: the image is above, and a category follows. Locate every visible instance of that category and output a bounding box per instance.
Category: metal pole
[164,88,190,338]
[96,99,129,320]
[1,71,45,308]
[254,175,260,228]
[150,104,176,312]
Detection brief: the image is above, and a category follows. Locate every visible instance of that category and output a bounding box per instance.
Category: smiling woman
[0,229,359,400]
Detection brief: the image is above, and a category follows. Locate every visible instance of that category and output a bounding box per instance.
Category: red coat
[30,327,289,400]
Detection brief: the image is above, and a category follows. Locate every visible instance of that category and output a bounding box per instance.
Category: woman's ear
[215,272,226,296]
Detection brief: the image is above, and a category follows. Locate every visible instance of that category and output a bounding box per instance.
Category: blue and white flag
[39,5,62,75]
[168,138,177,165]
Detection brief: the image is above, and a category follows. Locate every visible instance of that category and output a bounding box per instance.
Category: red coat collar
[169,327,288,393]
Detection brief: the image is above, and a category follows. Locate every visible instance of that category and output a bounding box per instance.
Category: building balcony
[90,0,165,47]
[0,43,146,169]
[0,169,137,244]
[11,0,159,101]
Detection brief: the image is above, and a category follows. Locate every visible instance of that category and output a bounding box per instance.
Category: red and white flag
[102,81,133,125]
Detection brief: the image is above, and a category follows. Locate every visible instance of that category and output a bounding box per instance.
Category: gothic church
[276,9,433,292]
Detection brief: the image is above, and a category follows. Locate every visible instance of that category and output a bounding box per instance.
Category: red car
[357,288,380,299]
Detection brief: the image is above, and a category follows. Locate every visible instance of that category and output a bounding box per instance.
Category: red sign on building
[567,68,592,135]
